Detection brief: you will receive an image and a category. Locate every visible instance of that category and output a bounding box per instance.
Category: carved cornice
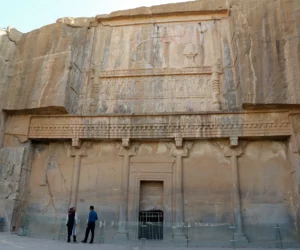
[28,112,291,142]
[96,8,229,27]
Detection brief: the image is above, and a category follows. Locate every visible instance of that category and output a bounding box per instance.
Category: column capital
[70,142,90,157]
[117,142,140,157]
[223,146,243,157]
[168,141,193,157]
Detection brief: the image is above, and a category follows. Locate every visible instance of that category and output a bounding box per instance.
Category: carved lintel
[122,138,130,149]
[230,136,239,148]
[175,137,183,148]
[72,138,81,149]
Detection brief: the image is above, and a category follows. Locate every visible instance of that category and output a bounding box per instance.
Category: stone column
[115,139,137,240]
[288,114,300,231]
[170,140,192,241]
[69,144,87,208]
[224,137,248,244]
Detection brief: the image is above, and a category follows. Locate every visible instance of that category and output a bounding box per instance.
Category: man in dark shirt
[81,205,98,244]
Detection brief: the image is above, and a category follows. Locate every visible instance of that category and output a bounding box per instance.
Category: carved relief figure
[4,161,14,180]
[40,156,57,186]
[197,22,208,65]
[132,26,153,69]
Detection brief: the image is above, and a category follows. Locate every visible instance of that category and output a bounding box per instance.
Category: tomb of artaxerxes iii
[1,0,300,246]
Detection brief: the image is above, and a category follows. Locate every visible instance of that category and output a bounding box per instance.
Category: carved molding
[97,10,229,27]
[98,66,212,78]
[131,157,175,163]
[28,112,291,142]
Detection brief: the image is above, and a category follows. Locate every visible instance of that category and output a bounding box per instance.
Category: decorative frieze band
[28,112,291,141]
[98,67,213,78]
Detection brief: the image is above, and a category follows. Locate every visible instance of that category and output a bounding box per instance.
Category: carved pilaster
[288,114,300,231]
[169,141,193,241]
[69,143,88,208]
[115,142,139,240]
[223,140,248,245]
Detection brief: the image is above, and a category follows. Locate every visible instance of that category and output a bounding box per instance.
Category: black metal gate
[138,210,163,240]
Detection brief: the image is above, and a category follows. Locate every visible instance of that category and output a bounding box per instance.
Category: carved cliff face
[1,0,300,116]
[85,21,224,114]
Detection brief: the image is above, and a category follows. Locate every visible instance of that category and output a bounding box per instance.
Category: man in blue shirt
[81,205,98,244]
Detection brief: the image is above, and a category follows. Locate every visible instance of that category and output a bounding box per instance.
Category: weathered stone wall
[0,0,299,243]
[22,140,295,241]
[0,141,33,231]
[0,24,89,114]
[228,0,300,106]
[239,141,295,240]
[0,0,299,115]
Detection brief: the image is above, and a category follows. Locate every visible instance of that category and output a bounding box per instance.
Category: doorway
[138,210,163,240]
[138,181,164,240]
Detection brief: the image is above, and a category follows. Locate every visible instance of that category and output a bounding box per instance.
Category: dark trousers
[67,223,74,237]
[67,223,76,242]
[83,222,95,243]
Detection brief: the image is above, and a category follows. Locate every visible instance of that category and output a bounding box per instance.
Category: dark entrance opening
[138,210,163,240]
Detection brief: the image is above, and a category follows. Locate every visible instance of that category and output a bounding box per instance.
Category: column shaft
[231,154,243,236]
[175,155,184,226]
[70,154,81,208]
[118,154,130,231]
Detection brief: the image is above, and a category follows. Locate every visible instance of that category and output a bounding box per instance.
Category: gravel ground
[0,233,299,250]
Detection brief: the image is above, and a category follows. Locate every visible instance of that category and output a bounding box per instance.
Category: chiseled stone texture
[0,0,300,244]
[20,140,295,242]
[0,24,88,114]
[0,0,299,116]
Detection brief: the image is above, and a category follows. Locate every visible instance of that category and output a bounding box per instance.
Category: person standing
[81,205,98,244]
[66,207,78,243]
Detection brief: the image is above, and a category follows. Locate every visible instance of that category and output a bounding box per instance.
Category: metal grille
[138,210,163,240]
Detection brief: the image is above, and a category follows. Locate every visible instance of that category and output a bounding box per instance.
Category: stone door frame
[127,157,175,239]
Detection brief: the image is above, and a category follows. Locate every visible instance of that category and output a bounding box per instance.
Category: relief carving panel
[88,20,223,114]
[92,75,212,113]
